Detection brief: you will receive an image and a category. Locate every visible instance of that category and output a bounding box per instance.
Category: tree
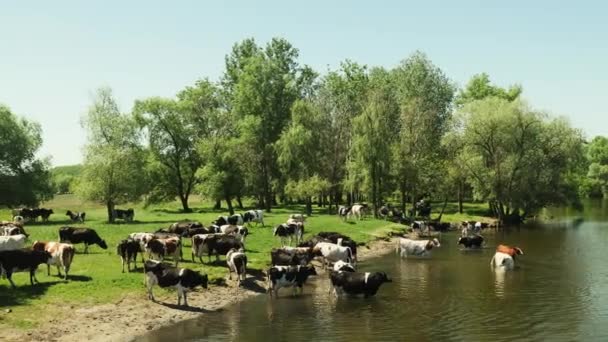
[456,73,522,106]
[317,60,369,209]
[229,38,314,211]
[582,136,608,197]
[76,88,147,222]
[348,68,399,216]
[0,105,53,207]
[277,100,331,215]
[391,52,456,213]
[458,97,584,223]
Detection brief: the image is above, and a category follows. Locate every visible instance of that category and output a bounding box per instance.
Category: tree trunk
[236,195,244,210]
[213,199,221,210]
[107,200,115,223]
[400,181,407,213]
[306,197,313,216]
[180,195,192,213]
[225,196,234,215]
[436,197,449,222]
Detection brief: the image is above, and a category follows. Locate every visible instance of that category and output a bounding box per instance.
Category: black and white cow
[226,248,247,287]
[66,210,86,223]
[316,232,358,261]
[215,214,244,226]
[0,249,52,288]
[113,208,134,222]
[457,235,484,249]
[242,210,264,226]
[144,260,208,306]
[117,239,141,272]
[198,234,244,263]
[273,223,304,246]
[59,227,108,254]
[378,206,390,219]
[329,271,392,298]
[267,265,317,297]
[168,221,204,236]
[338,206,351,221]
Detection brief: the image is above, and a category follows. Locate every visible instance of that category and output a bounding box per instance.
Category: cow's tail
[346,247,353,264]
[63,246,75,269]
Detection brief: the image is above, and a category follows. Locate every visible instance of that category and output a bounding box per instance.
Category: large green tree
[456,73,522,106]
[582,136,608,197]
[391,52,456,212]
[0,105,53,206]
[228,38,314,211]
[77,88,147,222]
[458,97,584,223]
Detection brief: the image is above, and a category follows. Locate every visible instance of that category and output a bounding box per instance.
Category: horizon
[1,0,607,166]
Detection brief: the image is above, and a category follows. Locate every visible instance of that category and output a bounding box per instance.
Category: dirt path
[3,237,397,342]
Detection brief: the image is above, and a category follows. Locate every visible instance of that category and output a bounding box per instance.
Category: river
[137,202,608,341]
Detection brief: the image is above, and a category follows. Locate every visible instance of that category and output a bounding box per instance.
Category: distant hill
[51,164,82,194]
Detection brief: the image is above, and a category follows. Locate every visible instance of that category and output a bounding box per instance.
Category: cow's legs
[121,256,126,273]
[84,243,89,254]
[47,263,51,276]
[7,273,16,289]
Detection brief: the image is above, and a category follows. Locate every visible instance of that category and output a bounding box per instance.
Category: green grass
[0,195,489,329]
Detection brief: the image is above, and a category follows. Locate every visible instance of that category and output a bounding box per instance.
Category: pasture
[0,195,488,329]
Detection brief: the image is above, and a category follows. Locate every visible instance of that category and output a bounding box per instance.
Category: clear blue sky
[1,0,606,166]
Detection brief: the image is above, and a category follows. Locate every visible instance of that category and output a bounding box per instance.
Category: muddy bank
[3,237,398,342]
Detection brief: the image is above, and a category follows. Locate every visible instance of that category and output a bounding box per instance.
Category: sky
[1,0,607,166]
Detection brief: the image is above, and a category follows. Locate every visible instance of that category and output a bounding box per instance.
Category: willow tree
[459,98,585,223]
[77,88,147,222]
[276,100,330,215]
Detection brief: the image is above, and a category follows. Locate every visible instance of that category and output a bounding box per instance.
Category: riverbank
[4,236,399,342]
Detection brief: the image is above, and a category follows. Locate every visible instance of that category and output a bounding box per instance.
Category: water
[138,206,608,341]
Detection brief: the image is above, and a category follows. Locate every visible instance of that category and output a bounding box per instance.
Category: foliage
[76,88,147,222]
[582,136,608,197]
[458,98,585,222]
[456,73,522,106]
[0,105,53,207]
[51,165,82,194]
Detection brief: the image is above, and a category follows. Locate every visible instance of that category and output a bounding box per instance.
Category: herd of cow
[0,206,522,309]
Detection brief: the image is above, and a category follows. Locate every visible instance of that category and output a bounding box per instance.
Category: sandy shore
[4,236,397,342]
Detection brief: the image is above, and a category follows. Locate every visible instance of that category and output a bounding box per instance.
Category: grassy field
[0,195,490,329]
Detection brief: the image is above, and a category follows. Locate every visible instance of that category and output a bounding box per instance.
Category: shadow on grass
[0,281,63,307]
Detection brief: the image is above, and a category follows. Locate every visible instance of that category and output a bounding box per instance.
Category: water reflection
[138,212,608,342]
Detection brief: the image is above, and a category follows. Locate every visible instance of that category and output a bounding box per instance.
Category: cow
[329,271,392,298]
[182,227,210,238]
[242,210,264,227]
[473,221,483,234]
[496,244,524,259]
[270,247,314,266]
[13,208,37,222]
[66,210,86,223]
[312,242,354,268]
[490,252,515,271]
[169,221,203,236]
[11,216,25,225]
[58,227,108,254]
[31,241,75,279]
[288,214,306,223]
[226,248,247,287]
[396,238,441,258]
[113,208,134,222]
[338,206,351,221]
[297,236,331,249]
[144,260,208,306]
[192,234,243,263]
[333,260,356,272]
[145,237,181,266]
[0,249,52,288]
[348,204,368,220]
[458,235,484,249]
[0,235,28,251]
[215,214,243,226]
[273,223,304,246]
[316,232,358,261]
[2,225,28,237]
[378,206,390,219]
[36,208,54,222]
[117,239,141,272]
[267,265,317,297]
[128,232,155,261]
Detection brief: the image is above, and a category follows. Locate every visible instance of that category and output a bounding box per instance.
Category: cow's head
[188,271,208,290]
[426,238,441,250]
[98,239,108,250]
[376,272,392,283]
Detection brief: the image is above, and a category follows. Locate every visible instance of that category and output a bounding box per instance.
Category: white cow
[396,238,441,258]
[128,232,155,261]
[243,210,264,226]
[0,234,27,251]
[348,204,367,220]
[226,248,247,287]
[312,242,354,268]
[288,214,307,223]
[490,252,515,271]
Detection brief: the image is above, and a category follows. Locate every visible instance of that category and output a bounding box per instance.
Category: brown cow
[31,241,75,280]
